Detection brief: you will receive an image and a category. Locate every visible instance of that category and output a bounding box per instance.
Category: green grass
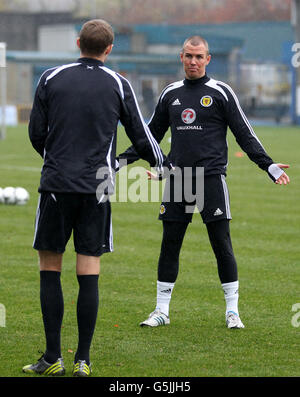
[0,124,299,377]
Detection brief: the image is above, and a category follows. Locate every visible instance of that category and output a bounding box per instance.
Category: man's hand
[275,163,290,185]
[146,170,160,180]
[148,164,291,185]
[149,162,175,181]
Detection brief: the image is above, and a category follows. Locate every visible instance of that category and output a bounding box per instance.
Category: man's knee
[38,250,63,272]
[206,219,234,258]
[158,221,188,283]
[76,254,100,275]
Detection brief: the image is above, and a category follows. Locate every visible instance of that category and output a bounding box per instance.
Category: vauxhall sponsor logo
[181,108,196,124]
[177,108,203,131]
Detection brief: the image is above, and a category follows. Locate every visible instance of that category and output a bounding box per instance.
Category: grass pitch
[0,123,299,377]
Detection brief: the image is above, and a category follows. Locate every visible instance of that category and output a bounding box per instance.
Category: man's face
[180,42,211,80]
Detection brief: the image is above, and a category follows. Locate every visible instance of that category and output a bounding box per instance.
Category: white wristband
[268,163,284,180]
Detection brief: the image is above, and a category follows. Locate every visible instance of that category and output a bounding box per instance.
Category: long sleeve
[119,77,165,170]
[28,74,48,157]
[222,83,273,171]
[118,85,170,167]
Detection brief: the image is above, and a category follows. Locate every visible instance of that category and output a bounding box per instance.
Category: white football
[3,187,16,204]
[0,187,4,204]
[15,187,30,205]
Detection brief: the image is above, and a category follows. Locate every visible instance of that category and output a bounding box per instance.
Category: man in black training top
[24,19,168,377]
[118,36,290,329]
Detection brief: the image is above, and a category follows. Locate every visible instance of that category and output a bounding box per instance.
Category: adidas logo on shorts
[214,208,223,216]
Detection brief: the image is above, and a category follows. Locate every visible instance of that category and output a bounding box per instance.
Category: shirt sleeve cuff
[268,163,284,180]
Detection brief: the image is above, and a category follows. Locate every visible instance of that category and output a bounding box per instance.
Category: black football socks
[40,270,64,364]
[75,274,99,365]
[40,271,99,366]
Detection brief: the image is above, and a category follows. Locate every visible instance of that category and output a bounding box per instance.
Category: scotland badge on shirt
[200,95,213,107]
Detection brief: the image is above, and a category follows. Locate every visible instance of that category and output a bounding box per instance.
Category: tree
[0,0,292,23]
[77,0,292,24]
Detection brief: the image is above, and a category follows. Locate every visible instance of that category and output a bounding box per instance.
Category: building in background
[1,11,295,124]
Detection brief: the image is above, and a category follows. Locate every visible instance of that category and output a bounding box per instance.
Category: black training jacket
[29,57,166,193]
[118,74,274,177]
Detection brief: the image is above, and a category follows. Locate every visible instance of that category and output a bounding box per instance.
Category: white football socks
[222,280,239,316]
[155,280,239,318]
[155,280,175,316]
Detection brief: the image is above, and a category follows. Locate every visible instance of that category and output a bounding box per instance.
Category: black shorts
[33,192,112,256]
[158,174,232,224]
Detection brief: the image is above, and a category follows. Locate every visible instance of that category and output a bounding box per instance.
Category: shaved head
[180,36,211,80]
[182,36,209,55]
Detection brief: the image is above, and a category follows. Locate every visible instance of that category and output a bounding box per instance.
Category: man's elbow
[30,139,45,157]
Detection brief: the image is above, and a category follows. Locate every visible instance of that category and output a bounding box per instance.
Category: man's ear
[104,44,113,57]
[76,37,81,50]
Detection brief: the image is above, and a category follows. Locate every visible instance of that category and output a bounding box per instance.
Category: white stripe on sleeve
[99,66,124,99]
[124,78,164,169]
[100,66,163,169]
[45,63,81,84]
[216,80,266,150]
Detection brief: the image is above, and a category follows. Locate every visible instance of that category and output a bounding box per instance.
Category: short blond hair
[182,36,209,55]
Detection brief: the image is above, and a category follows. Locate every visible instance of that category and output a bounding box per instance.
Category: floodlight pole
[0,42,6,140]
[292,0,300,124]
